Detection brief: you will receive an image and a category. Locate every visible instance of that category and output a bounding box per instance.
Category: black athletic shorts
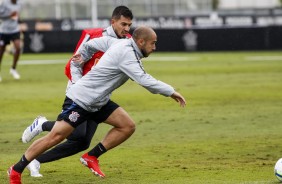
[0,32,20,46]
[57,96,119,127]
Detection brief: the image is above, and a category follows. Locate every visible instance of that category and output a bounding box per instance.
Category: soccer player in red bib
[19,5,132,179]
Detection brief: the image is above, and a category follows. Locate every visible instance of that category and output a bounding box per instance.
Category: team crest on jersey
[69,111,80,122]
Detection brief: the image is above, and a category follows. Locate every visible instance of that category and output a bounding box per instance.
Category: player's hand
[10,11,18,20]
[72,53,85,65]
[170,92,186,107]
[10,11,18,17]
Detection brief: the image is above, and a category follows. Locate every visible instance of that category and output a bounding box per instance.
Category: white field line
[245,56,282,61]
[18,59,67,65]
[5,56,199,66]
[6,55,281,66]
[143,56,199,61]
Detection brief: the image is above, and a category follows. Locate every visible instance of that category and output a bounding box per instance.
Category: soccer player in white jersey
[21,6,133,178]
[8,26,186,184]
[0,0,22,81]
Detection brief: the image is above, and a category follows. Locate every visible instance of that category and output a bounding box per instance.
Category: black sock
[88,142,107,158]
[42,121,55,131]
[13,155,30,173]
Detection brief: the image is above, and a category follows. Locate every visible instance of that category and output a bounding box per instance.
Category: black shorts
[57,96,119,127]
[0,32,20,46]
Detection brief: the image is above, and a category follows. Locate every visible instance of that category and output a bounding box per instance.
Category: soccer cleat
[10,68,20,80]
[27,159,43,177]
[22,116,47,143]
[80,153,105,178]
[7,166,22,184]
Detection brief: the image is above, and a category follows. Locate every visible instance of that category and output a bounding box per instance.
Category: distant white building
[219,0,281,9]
[17,0,282,20]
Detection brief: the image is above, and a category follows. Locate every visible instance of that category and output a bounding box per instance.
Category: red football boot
[80,153,105,178]
[7,166,22,184]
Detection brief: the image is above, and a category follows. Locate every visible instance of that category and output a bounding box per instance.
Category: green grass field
[0,51,282,184]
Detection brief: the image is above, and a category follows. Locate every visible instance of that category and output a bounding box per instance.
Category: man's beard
[141,50,148,57]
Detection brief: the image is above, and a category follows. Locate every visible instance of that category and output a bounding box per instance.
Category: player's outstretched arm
[170,92,186,107]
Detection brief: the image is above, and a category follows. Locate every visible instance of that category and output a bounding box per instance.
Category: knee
[117,119,136,135]
[14,46,21,53]
[78,140,91,151]
[63,139,90,152]
[125,121,136,135]
[70,141,90,152]
[39,134,63,149]
[15,47,21,52]
[47,120,73,145]
[50,134,65,145]
[46,132,67,146]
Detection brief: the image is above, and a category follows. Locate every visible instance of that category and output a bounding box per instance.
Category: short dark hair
[112,6,133,20]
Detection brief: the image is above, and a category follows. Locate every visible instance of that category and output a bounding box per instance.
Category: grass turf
[0,51,282,183]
